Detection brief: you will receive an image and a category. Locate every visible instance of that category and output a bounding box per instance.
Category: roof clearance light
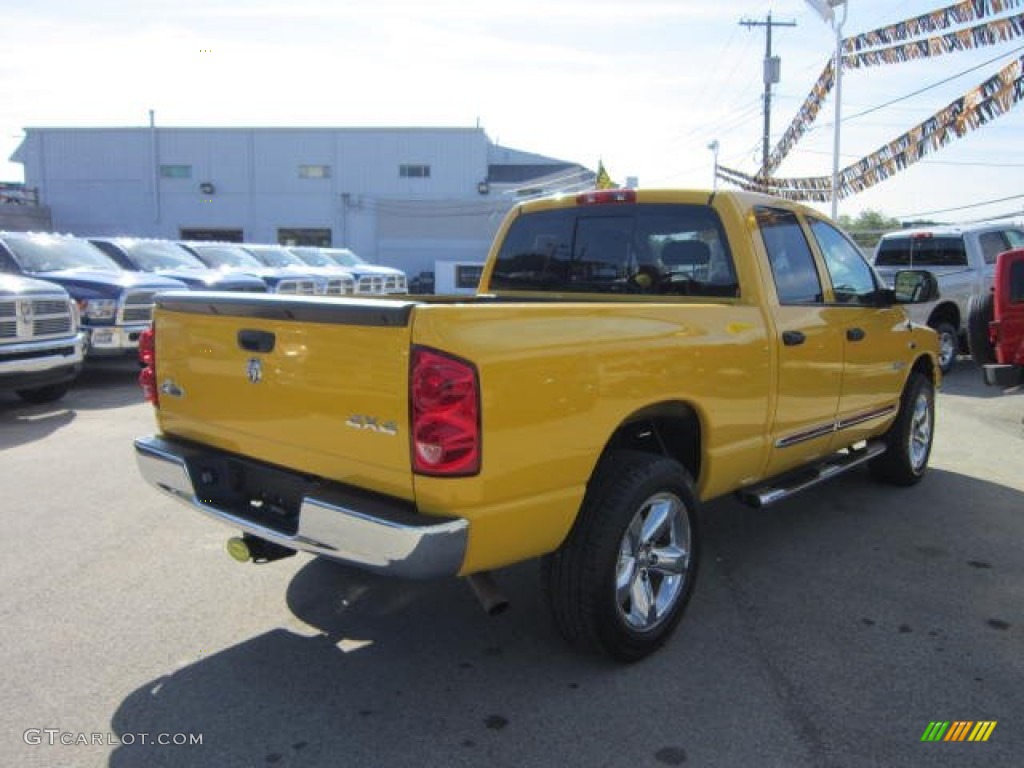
[576,189,637,206]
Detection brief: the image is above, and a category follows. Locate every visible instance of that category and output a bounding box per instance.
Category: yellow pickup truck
[135,189,939,661]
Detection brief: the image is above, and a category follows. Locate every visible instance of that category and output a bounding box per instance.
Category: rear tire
[16,381,72,404]
[931,321,958,374]
[869,373,934,486]
[966,293,996,366]
[542,450,700,662]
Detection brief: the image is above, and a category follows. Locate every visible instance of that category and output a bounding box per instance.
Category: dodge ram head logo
[246,358,262,384]
[16,300,33,336]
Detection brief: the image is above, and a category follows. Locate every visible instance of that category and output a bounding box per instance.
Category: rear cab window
[488,203,739,298]
[875,235,967,267]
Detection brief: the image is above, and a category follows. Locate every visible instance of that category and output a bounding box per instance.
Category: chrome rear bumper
[134,435,468,579]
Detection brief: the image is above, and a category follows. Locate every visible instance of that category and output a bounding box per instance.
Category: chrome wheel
[933,322,958,373]
[615,492,692,632]
[908,392,932,471]
[938,332,955,369]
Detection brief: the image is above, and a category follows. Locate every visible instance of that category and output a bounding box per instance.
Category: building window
[278,228,332,247]
[160,164,192,179]
[299,164,331,179]
[399,164,431,179]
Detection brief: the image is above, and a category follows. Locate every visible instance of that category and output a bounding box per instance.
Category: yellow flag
[595,161,616,189]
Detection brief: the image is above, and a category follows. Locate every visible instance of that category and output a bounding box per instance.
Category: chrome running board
[735,442,887,508]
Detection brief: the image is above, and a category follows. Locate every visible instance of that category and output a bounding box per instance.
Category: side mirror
[892,269,939,304]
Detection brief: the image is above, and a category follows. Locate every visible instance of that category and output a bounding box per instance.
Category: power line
[793,146,1024,167]
[837,43,1024,126]
[895,192,1024,219]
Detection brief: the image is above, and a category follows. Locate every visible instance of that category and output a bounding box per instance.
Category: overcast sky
[2,0,1022,222]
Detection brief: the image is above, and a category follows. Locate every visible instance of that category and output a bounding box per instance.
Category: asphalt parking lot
[1,358,1021,768]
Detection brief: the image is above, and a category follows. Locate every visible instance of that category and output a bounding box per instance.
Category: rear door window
[755,207,823,304]
[489,204,738,297]
[978,231,1011,265]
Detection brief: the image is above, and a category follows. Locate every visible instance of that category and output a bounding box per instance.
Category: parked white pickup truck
[872,221,1024,373]
[1,274,85,403]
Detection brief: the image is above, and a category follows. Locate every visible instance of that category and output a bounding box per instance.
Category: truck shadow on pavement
[0,402,75,450]
[108,467,1022,768]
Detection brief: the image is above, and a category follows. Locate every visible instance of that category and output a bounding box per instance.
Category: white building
[11,126,594,276]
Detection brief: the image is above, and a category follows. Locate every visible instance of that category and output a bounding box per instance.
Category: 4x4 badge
[247,358,262,384]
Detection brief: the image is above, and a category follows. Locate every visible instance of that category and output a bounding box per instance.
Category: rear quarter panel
[411,300,772,572]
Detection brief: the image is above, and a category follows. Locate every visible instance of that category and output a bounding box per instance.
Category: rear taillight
[138,327,158,406]
[410,347,480,476]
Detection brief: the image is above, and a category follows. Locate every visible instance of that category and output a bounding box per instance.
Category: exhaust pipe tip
[465,571,509,616]
[226,536,252,563]
[226,534,296,564]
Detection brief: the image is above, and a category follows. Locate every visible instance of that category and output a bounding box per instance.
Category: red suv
[968,248,1024,387]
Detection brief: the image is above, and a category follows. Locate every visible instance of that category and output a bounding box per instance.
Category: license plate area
[185,452,310,536]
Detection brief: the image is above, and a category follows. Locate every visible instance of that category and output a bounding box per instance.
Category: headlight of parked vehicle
[77,298,117,320]
[69,298,82,329]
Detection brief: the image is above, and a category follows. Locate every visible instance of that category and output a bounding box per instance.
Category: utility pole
[740,13,797,177]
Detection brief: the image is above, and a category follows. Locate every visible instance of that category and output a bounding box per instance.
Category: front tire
[869,373,934,486]
[542,450,700,662]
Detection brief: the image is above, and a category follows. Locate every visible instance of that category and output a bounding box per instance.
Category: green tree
[837,209,902,249]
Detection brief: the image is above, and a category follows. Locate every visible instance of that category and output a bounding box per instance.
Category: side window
[1011,261,1024,304]
[978,231,1010,265]
[1005,230,1024,248]
[808,218,878,305]
[0,246,18,273]
[755,207,823,304]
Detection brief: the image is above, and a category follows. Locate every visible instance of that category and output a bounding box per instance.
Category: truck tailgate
[152,293,417,500]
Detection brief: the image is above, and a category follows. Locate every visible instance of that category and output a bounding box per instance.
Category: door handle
[782,330,806,346]
[238,329,276,353]
[847,327,866,342]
